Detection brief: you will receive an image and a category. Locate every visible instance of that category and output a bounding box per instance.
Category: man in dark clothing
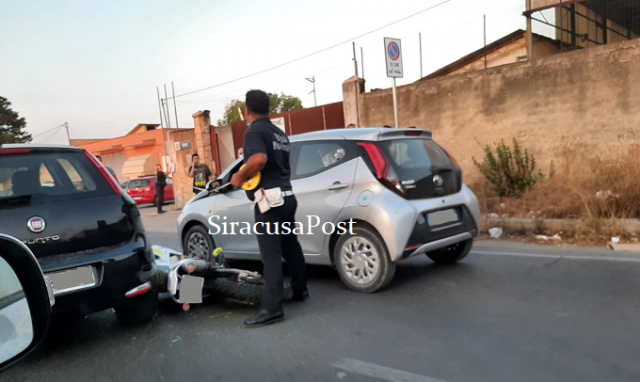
[188,153,213,194]
[231,89,308,328]
[155,164,169,214]
[96,155,117,179]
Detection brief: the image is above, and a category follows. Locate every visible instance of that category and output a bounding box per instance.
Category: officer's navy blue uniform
[243,117,308,312]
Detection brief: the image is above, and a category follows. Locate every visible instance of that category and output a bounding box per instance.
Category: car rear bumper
[39,237,157,315]
[129,194,156,204]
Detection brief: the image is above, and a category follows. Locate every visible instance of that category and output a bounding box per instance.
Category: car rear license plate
[46,266,96,295]
[133,197,143,200]
[427,209,458,226]
[179,275,204,304]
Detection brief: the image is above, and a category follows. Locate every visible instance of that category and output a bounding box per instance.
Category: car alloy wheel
[340,236,380,285]
[187,232,210,261]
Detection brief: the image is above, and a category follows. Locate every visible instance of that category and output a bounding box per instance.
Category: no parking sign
[384,37,403,78]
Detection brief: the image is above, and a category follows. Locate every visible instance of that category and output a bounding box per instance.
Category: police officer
[231,89,308,328]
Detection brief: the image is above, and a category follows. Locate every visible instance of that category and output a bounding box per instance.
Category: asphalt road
[3,206,640,382]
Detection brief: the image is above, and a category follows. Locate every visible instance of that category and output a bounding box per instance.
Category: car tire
[115,285,158,325]
[334,226,396,293]
[183,224,214,263]
[426,239,473,264]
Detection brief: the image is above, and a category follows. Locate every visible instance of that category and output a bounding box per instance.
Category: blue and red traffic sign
[384,37,403,78]
[387,41,400,61]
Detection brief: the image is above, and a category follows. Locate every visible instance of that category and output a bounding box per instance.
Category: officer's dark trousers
[254,195,308,312]
[156,184,165,213]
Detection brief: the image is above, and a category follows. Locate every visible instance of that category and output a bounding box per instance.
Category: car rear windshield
[378,138,452,177]
[127,179,151,188]
[0,151,112,209]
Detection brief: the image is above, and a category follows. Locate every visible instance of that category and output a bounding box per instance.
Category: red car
[126,175,174,206]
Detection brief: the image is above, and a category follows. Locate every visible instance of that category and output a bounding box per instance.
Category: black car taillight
[84,151,122,195]
[357,142,406,198]
[440,146,463,190]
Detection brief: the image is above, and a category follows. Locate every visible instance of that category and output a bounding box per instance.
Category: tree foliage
[0,96,31,144]
[472,138,549,198]
[216,92,303,127]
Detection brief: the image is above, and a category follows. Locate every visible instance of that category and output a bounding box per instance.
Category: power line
[33,127,64,143]
[173,0,452,99]
[31,124,64,138]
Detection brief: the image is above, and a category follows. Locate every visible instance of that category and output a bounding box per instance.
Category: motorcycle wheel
[207,277,292,305]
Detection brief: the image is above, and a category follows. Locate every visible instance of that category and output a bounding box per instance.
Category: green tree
[217,92,303,127]
[0,96,31,144]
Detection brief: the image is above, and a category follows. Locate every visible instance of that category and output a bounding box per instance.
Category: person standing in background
[155,164,169,214]
[237,147,244,158]
[96,155,117,178]
[188,153,213,194]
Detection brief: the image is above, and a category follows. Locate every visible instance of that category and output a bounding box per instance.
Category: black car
[0,144,157,324]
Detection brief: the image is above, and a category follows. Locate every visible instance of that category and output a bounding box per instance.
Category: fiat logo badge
[433,175,444,186]
[27,216,46,233]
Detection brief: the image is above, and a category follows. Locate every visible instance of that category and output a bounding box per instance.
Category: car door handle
[328,182,349,190]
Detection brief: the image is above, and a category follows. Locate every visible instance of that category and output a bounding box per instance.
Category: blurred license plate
[133,197,143,200]
[179,275,204,304]
[47,266,96,295]
[428,209,458,226]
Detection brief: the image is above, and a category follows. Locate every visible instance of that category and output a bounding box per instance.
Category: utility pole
[484,15,487,69]
[352,42,359,77]
[360,47,365,86]
[63,122,71,145]
[171,81,179,128]
[526,0,533,60]
[419,32,423,78]
[156,87,164,128]
[305,76,317,107]
[163,84,172,129]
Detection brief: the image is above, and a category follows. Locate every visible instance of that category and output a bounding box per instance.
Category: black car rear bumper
[400,205,478,260]
[40,236,157,315]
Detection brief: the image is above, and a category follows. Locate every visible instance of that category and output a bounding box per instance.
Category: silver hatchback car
[177,128,481,293]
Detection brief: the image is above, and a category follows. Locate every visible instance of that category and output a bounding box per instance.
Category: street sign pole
[384,37,403,128]
[392,78,399,129]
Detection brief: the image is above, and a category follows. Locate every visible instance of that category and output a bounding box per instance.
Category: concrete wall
[216,125,236,170]
[354,39,640,179]
[167,129,195,210]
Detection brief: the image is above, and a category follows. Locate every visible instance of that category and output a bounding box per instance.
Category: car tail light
[404,131,422,136]
[125,281,152,298]
[357,142,406,197]
[144,188,151,192]
[441,147,459,167]
[84,151,122,195]
[0,148,30,155]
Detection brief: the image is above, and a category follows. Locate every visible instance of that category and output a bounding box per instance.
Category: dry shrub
[470,142,640,243]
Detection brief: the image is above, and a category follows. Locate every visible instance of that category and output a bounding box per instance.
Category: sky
[1,0,555,144]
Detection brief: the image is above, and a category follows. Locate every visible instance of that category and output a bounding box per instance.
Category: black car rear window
[378,138,453,180]
[0,151,112,209]
[127,179,150,188]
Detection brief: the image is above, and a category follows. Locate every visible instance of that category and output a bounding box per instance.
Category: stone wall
[351,39,640,179]
[167,129,195,210]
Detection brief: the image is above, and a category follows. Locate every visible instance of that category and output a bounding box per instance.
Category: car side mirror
[206,180,221,192]
[0,234,54,373]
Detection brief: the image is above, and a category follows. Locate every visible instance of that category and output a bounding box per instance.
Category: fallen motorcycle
[153,245,287,311]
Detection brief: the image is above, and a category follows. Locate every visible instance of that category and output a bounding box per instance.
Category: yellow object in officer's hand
[239,164,261,191]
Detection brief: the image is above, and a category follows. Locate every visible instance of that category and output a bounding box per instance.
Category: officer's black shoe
[292,289,309,302]
[244,309,284,328]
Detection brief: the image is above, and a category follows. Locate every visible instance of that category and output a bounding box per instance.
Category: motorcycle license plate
[179,275,204,304]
